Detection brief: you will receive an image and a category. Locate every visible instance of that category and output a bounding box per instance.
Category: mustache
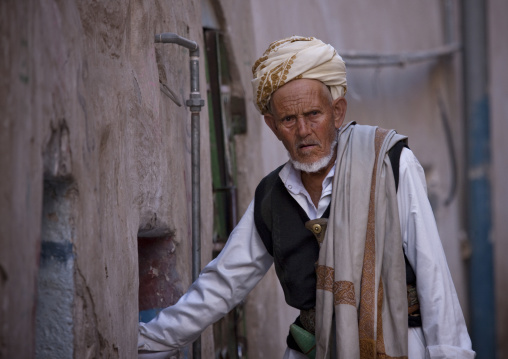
[295,139,321,148]
[295,130,339,150]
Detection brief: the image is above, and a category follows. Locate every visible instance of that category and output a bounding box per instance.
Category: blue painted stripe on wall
[40,241,74,263]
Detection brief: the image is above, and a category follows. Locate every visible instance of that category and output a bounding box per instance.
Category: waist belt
[300,308,316,335]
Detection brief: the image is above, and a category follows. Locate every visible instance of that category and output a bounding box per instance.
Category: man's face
[264,79,347,168]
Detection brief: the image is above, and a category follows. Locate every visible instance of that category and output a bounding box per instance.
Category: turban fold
[252,36,347,114]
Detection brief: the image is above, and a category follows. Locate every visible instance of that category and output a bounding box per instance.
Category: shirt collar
[279,160,336,197]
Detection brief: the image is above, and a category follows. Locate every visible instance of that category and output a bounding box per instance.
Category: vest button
[312,224,322,234]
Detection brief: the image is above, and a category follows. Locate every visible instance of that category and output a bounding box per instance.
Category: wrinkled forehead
[269,79,332,114]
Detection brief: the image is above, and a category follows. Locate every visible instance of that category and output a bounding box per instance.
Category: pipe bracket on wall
[154,32,205,359]
[159,79,182,107]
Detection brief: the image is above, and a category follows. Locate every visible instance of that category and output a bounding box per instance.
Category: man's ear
[264,113,282,141]
[332,97,347,130]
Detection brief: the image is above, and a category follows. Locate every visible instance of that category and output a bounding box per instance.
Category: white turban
[251,36,347,114]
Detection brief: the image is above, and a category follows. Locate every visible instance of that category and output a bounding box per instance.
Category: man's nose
[296,117,312,137]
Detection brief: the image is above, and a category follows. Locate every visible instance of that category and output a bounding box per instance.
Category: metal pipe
[439,0,458,207]
[190,110,201,359]
[461,1,496,357]
[155,32,205,359]
[443,0,454,44]
[341,42,460,67]
[154,32,198,51]
[438,97,458,206]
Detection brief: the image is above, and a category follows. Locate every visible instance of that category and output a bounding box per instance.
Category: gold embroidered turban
[252,36,347,114]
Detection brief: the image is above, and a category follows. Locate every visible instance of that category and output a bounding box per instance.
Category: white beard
[289,136,338,173]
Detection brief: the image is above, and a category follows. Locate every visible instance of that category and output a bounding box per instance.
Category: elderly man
[138,37,474,359]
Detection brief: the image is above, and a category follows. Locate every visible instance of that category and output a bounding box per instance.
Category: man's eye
[310,111,319,116]
[282,117,293,122]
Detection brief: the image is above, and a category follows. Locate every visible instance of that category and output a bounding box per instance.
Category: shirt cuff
[138,323,180,353]
[427,344,476,359]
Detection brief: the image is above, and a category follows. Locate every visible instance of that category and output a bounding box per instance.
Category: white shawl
[315,122,408,359]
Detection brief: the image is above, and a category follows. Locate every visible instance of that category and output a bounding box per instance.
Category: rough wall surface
[0,0,213,357]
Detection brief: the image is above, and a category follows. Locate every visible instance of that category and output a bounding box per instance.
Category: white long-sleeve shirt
[138,148,475,358]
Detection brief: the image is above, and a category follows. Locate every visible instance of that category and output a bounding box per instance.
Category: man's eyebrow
[276,111,295,119]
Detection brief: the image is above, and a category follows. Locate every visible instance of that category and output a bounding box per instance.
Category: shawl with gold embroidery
[315,122,408,359]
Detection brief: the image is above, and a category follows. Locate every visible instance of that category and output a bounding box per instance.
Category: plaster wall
[207,0,266,215]
[0,1,214,357]
[489,0,508,357]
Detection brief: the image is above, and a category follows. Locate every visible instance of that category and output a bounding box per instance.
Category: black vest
[253,142,417,312]
[254,165,330,310]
